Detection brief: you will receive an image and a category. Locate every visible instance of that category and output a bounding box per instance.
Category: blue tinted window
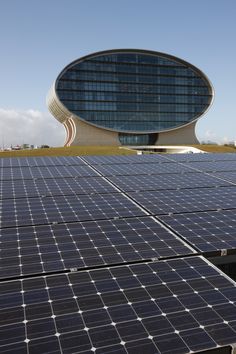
[56,52,212,132]
[119,133,157,145]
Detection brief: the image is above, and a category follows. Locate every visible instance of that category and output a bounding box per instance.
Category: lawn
[0,146,136,158]
[0,144,235,158]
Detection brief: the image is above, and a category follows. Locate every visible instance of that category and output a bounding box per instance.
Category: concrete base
[68,116,199,146]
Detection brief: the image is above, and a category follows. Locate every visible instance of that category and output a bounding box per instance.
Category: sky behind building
[0,0,235,147]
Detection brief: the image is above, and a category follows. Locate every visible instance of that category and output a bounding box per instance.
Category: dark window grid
[80,119,191,124]
[0,193,147,229]
[64,75,206,88]
[159,209,236,253]
[68,78,206,90]
[107,173,231,192]
[88,58,185,68]
[79,118,194,124]
[57,81,210,94]
[67,110,195,115]
[118,134,157,146]
[66,68,203,80]
[60,78,208,88]
[70,102,206,109]
[58,93,210,105]
[60,98,209,107]
[68,70,201,81]
[72,109,203,115]
[59,88,209,97]
[74,59,191,68]
[61,97,208,106]
[83,60,195,73]
[128,186,236,216]
[57,87,211,98]
[75,117,193,123]
[0,177,118,200]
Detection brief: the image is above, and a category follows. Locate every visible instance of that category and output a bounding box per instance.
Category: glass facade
[119,133,157,145]
[56,51,212,133]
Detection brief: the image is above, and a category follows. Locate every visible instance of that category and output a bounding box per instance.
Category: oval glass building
[47,49,214,146]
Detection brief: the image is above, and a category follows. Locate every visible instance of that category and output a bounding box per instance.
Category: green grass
[0,144,235,158]
[0,146,136,158]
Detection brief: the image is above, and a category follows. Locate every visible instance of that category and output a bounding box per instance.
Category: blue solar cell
[0,256,235,353]
[159,209,236,253]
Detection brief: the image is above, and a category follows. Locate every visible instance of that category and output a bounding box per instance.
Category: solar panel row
[0,216,195,279]
[0,256,236,354]
[0,165,99,180]
[0,177,118,199]
[0,156,85,168]
[1,153,236,354]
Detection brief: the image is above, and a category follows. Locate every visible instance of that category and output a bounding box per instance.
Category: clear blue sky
[0,0,235,146]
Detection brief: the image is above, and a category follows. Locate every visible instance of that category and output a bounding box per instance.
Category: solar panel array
[1,152,236,353]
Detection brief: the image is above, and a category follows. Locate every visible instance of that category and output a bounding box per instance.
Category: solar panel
[83,154,168,165]
[0,156,85,168]
[209,171,236,185]
[1,153,236,353]
[159,209,236,254]
[0,176,118,199]
[128,186,236,215]
[181,160,236,173]
[163,152,236,163]
[0,165,99,180]
[94,162,195,177]
[0,216,195,279]
[108,172,231,192]
[0,193,147,228]
[0,256,236,353]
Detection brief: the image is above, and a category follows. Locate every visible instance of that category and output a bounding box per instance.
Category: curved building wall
[47,49,214,146]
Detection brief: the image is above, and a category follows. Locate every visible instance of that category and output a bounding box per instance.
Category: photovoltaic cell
[0,216,195,279]
[159,209,236,253]
[94,162,194,177]
[209,171,236,185]
[0,176,118,199]
[1,153,236,353]
[0,193,146,228]
[1,256,236,353]
[0,156,85,168]
[0,165,99,180]
[108,172,231,192]
[163,152,236,163]
[181,160,236,173]
[128,186,236,215]
[83,154,168,165]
